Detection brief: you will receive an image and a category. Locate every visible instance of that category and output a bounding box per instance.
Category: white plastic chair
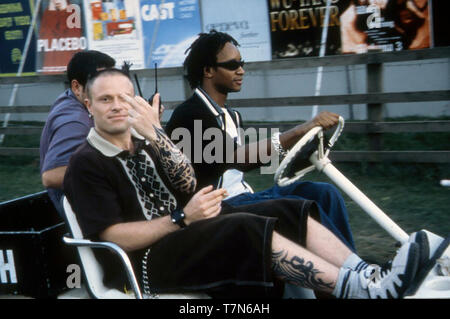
[61,196,142,299]
[61,196,208,299]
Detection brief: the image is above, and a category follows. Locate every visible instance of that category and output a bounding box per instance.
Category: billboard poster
[268,0,343,59]
[0,0,36,76]
[140,0,202,68]
[268,0,431,58]
[340,0,431,53]
[201,0,272,62]
[83,0,145,69]
[36,0,87,74]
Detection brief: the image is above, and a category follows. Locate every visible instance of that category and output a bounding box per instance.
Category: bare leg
[271,231,339,294]
[305,217,353,268]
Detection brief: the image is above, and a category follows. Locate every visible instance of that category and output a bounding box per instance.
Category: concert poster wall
[0,0,36,76]
[201,0,272,62]
[268,0,432,59]
[82,0,145,69]
[139,0,202,68]
[36,0,86,74]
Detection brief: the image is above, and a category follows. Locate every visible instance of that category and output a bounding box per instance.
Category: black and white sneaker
[404,230,450,296]
[359,242,420,299]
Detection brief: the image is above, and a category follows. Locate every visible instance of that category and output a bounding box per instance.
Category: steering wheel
[274,116,345,187]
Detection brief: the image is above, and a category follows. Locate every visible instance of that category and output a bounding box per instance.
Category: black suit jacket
[166,90,247,190]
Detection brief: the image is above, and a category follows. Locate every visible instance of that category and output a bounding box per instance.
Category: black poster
[268,0,432,59]
[340,0,431,53]
[268,0,344,59]
[0,0,36,76]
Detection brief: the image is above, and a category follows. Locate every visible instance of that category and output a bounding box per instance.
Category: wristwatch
[170,209,187,228]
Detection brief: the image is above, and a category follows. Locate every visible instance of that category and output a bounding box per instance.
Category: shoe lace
[361,261,393,289]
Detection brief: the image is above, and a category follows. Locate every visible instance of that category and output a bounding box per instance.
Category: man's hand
[309,111,340,131]
[182,185,228,225]
[278,111,341,152]
[120,92,162,140]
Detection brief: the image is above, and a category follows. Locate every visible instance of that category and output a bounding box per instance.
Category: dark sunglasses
[215,59,245,71]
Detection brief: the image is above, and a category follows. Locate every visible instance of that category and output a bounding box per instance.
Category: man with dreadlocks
[165,30,355,257]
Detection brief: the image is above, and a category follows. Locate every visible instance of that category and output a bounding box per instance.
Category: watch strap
[170,209,186,228]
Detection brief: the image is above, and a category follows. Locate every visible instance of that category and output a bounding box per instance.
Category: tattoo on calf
[272,249,334,291]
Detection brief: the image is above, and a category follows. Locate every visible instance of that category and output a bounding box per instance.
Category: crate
[0,191,77,298]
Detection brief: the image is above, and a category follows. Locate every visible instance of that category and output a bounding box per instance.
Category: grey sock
[332,267,370,299]
[343,253,371,272]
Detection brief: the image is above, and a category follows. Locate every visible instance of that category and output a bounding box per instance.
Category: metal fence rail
[1,47,449,163]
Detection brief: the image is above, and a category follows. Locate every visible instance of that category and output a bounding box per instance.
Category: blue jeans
[225,180,356,252]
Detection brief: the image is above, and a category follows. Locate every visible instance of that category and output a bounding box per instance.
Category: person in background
[39,50,115,215]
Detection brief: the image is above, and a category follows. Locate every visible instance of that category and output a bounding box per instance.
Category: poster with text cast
[140,0,202,68]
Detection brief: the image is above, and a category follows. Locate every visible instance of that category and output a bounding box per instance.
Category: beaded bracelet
[271,132,288,157]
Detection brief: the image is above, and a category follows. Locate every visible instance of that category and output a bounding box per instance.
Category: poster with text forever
[140,0,202,68]
[83,0,145,69]
[268,0,431,59]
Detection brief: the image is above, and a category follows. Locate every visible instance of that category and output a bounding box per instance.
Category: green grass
[0,156,44,202]
[245,162,450,263]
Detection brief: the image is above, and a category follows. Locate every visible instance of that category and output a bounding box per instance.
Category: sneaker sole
[404,235,450,296]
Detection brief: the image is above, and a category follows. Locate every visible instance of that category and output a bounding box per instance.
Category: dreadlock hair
[183,30,240,89]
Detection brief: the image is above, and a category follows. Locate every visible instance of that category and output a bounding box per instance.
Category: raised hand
[120,92,162,140]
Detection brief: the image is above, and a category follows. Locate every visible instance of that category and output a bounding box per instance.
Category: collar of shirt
[195,87,223,116]
[87,127,146,158]
[195,87,241,136]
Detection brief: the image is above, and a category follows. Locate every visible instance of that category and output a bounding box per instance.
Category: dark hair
[66,50,116,87]
[85,67,132,100]
[184,30,239,89]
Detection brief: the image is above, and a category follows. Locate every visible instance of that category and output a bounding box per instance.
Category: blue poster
[0,0,36,76]
[140,0,201,68]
